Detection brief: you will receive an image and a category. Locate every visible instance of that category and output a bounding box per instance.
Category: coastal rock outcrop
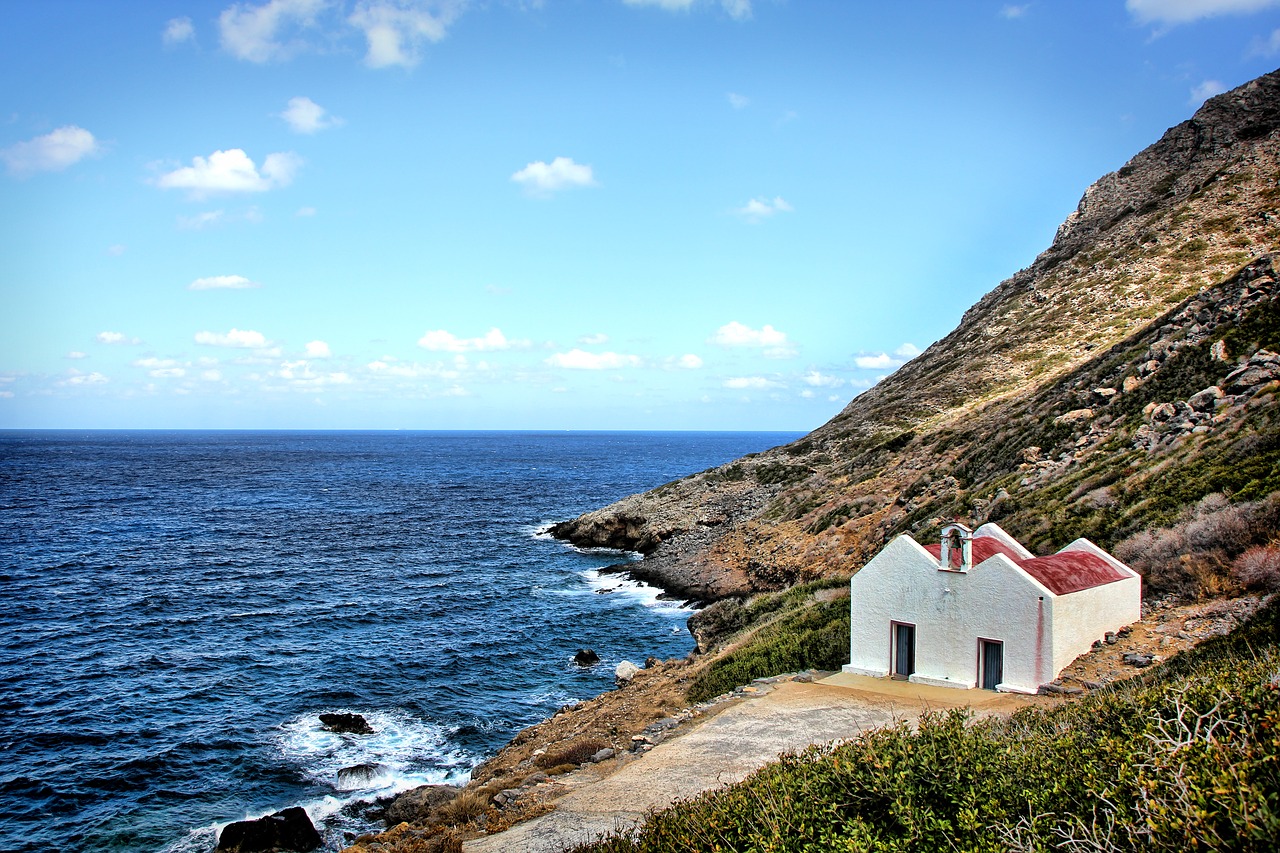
[336,763,388,790]
[319,713,374,735]
[383,785,461,825]
[216,806,321,853]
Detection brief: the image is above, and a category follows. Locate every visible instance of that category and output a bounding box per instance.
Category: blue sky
[3,0,1279,430]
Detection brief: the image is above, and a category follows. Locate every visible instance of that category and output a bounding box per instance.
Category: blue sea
[0,430,801,853]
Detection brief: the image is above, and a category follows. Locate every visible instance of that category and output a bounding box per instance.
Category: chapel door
[893,623,915,678]
[981,640,1004,690]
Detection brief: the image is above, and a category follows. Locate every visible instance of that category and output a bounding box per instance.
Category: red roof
[924,536,1129,595]
[925,538,1025,568]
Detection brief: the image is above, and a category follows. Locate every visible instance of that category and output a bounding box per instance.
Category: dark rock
[1117,625,1132,637]
[589,747,615,762]
[644,657,659,669]
[1083,680,1105,691]
[216,806,321,853]
[1124,652,1156,668]
[1104,631,1118,645]
[384,784,461,825]
[572,649,600,666]
[319,712,373,734]
[521,772,549,786]
[336,763,388,790]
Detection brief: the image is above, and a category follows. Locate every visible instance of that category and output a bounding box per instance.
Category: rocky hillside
[552,69,1280,602]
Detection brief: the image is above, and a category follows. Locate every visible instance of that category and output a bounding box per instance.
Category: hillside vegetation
[574,596,1280,853]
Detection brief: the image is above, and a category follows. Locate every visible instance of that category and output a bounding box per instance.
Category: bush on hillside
[1114,490,1280,598]
[1232,546,1280,591]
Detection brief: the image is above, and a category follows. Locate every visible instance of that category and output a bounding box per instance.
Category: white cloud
[1,126,99,177]
[724,376,777,389]
[274,359,354,386]
[195,328,270,348]
[709,321,797,357]
[418,327,519,352]
[164,16,195,45]
[157,149,301,197]
[177,210,226,230]
[1190,79,1227,104]
[107,244,126,256]
[219,0,327,62]
[999,4,1030,18]
[734,196,793,222]
[854,353,896,369]
[1126,0,1280,24]
[0,391,12,399]
[511,156,597,194]
[189,274,260,290]
[578,332,609,345]
[66,351,87,359]
[803,370,843,387]
[280,96,343,133]
[62,370,109,386]
[202,369,223,381]
[96,331,140,345]
[296,206,317,216]
[545,349,643,369]
[133,357,178,369]
[854,345,918,370]
[674,354,703,369]
[367,359,460,379]
[728,92,750,109]
[1254,27,1280,54]
[623,0,752,19]
[349,0,465,68]
[305,340,331,357]
[150,367,187,378]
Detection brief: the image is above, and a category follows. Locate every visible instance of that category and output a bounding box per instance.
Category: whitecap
[578,568,695,615]
[275,708,473,796]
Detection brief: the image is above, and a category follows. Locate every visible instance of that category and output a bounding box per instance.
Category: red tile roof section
[923,536,1129,595]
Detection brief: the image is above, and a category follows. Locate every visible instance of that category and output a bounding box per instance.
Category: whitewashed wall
[845,535,1056,693]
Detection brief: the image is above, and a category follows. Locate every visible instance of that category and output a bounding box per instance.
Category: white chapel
[844,522,1141,694]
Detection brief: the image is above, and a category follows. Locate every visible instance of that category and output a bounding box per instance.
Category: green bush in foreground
[576,597,1280,852]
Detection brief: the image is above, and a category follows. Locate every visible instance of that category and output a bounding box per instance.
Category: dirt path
[464,674,1035,853]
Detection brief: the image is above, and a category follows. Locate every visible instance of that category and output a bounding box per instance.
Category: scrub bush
[574,597,1280,853]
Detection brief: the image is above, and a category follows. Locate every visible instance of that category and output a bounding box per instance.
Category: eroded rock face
[216,806,321,853]
[383,784,461,826]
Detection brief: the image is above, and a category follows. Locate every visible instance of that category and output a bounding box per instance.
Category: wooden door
[893,623,915,678]
[981,640,1003,690]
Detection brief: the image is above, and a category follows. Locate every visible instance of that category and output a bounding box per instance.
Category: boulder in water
[216,806,321,853]
[572,649,600,666]
[336,763,388,790]
[319,712,374,734]
[384,784,462,825]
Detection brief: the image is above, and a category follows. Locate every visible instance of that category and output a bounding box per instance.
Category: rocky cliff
[552,69,1280,602]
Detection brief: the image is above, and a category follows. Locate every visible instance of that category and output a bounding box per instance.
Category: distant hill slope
[553,68,1280,602]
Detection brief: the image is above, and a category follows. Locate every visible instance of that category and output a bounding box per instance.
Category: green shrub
[686,599,850,703]
[575,598,1280,852]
